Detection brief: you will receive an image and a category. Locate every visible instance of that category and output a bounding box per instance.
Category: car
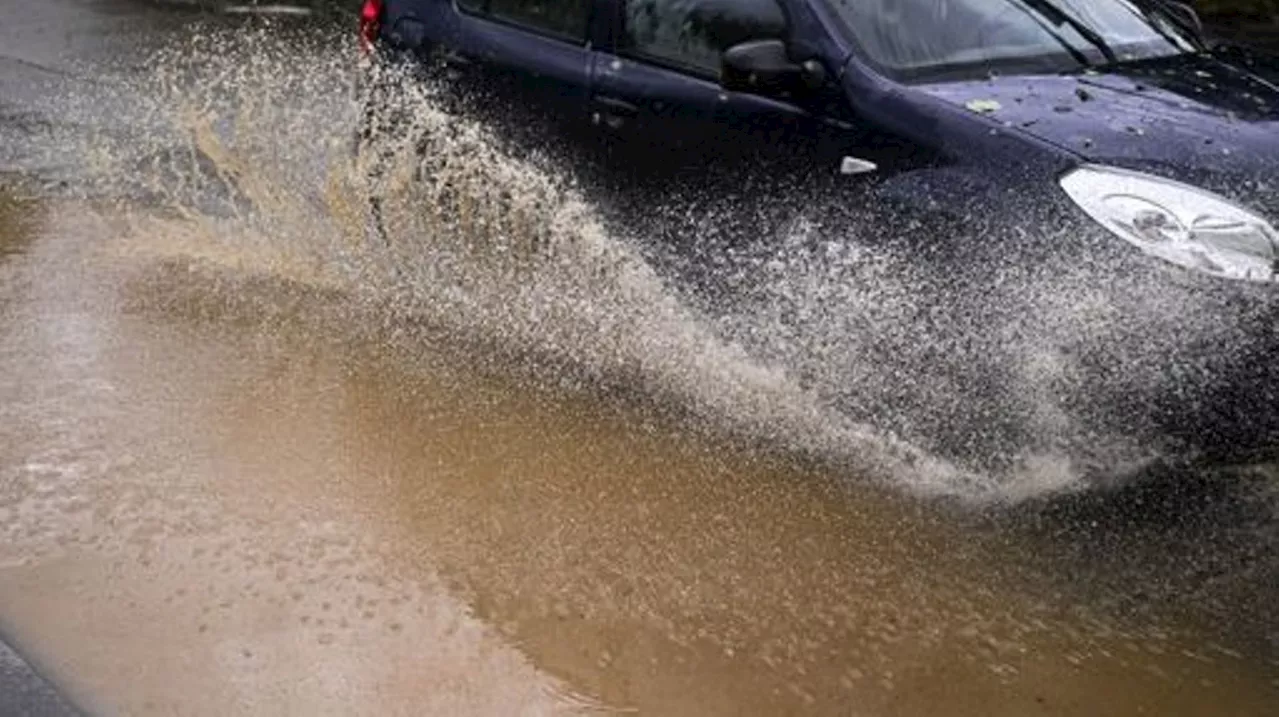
[356,0,1277,484]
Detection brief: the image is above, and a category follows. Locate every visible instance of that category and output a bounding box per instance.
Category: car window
[823,0,1197,81]
[462,0,592,42]
[622,0,787,76]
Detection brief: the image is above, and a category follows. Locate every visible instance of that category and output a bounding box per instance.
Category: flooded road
[0,1,1275,715]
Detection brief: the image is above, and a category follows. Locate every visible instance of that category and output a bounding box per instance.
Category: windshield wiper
[1011,0,1120,65]
[1123,0,1204,53]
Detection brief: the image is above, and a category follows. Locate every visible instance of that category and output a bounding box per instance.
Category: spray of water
[60,27,978,493]
[60,23,1266,501]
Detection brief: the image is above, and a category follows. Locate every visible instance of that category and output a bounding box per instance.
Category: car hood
[914,53,1278,212]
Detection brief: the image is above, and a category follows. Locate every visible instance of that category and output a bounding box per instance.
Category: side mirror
[721,39,826,95]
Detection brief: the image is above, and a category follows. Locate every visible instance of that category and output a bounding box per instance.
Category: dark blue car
[359,0,1277,481]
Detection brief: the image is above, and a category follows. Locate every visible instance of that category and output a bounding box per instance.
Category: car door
[586,0,856,188]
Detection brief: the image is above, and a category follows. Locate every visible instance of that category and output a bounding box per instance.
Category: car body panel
[914,54,1279,204]
[379,1,1277,190]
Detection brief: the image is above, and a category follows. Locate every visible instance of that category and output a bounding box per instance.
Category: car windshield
[825,0,1201,81]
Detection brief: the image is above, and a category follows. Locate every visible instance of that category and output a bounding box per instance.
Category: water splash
[60,23,1266,501]
[64,26,993,494]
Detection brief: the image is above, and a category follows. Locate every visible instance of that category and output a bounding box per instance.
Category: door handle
[592,95,639,117]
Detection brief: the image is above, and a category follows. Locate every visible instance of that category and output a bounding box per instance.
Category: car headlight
[1060,164,1278,282]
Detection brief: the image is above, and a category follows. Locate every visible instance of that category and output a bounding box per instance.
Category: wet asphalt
[0,634,81,716]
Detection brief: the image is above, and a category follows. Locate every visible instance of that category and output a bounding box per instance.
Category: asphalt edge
[0,623,86,717]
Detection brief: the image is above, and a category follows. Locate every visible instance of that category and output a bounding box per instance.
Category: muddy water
[0,189,1273,715]
[0,1,1277,715]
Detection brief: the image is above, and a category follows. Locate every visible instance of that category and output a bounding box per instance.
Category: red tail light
[359,0,384,55]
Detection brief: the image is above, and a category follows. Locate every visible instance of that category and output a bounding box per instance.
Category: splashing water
[60,24,1260,501]
[61,26,992,495]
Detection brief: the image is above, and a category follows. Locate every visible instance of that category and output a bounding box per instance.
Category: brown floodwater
[0,1,1276,714]
[0,186,1275,715]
